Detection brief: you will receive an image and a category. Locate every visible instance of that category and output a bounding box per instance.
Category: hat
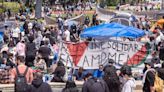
[108,59,114,64]
[144,60,154,68]
[121,65,132,76]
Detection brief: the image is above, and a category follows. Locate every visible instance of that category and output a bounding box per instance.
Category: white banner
[59,40,149,69]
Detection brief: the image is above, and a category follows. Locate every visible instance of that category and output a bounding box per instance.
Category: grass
[0,8,3,13]
[0,2,20,13]
[50,12,94,22]
[107,6,116,10]
[86,13,93,20]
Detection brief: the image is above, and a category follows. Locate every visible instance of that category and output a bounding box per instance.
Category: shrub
[0,2,20,13]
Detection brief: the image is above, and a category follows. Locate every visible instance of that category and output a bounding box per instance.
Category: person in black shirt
[103,59,117,76]
[6,53,15,68]
[142,61,155,92]
[92,12,97,26]
[25,36,36,67]
[62,80,79,92]
[30,72,52,92]
[38,39,51,67]
[158,62,164,80]
[51,61,65,82]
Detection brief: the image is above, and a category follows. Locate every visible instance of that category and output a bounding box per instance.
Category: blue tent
[81,23,145,39]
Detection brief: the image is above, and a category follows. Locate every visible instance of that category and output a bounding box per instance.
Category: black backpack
[15,67,29,92]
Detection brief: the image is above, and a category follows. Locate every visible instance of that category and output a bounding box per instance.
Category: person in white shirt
[12,24,20,44]
[16,39,26,57]
[121,66,136,92]
[64,30,70,42]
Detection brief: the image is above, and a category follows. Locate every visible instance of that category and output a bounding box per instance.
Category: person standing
[51,61,65,82]
[34,31,43,50]
[104,59,117,77]
[92,12,97,26]
[93,65,104,79]
[12,24,21,44]
[142,61,155,92]
[25,36,36,67]
[158,62,164,80]
[10,56,33,92]
[103,66,120,92]
[16,39,26,57]
[82,74,109,92]
[62,80,79,92]
[7,9,11,19]
[159,40,164,61]
[38,39,51,67]
[121,66,136,92]
[30,72,52,92]
[64,29,70,42]
[11,56,33,83]
[3,25,10,44]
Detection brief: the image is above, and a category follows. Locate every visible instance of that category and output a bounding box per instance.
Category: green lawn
[107,6,116,10]
[86,13,93,20]
[50,13,94,22]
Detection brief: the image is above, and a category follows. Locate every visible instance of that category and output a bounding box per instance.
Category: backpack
[15,67,29,92]
[154,72,163,92]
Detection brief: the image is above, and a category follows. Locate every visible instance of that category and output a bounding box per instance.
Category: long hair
[62,81,79,92]
[65,80,77,89]
[103,67,121,92]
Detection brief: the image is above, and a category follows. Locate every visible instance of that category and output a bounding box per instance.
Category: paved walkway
[0,81,144,92]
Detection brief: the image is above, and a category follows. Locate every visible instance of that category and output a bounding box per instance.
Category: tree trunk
[35,0,42,19]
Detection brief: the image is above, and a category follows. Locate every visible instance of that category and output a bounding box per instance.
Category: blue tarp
[81,23,145,39]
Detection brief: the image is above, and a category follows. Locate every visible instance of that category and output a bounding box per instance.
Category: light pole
[162,0,164,10]
[35,0,42,18]
[2,0,4,11]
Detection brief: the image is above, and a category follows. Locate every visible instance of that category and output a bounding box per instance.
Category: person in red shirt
[11,56,33,83]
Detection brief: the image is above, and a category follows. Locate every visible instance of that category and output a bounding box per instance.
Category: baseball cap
[108,59,115,64]
[144,60,154,68]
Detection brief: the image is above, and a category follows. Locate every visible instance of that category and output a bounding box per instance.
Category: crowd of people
[0,1,164,92]
[119,1,161,11]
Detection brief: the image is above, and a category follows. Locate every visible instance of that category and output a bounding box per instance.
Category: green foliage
[0,2,20,13]
[106,0,120,6]
[0,8,3,13]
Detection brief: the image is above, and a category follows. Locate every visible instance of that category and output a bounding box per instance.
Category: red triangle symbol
[67,42,89,66]
[127,45,147,66]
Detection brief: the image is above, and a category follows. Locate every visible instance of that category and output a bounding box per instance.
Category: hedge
[0,2,20,13]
